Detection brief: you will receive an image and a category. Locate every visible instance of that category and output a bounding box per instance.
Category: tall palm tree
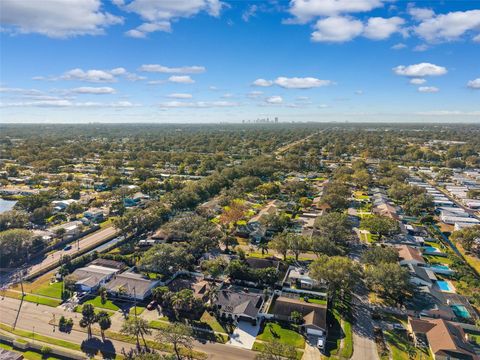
[120,317,151,350]
[79,304,97,339]
[257,241,269,255]
[97,311,111,341]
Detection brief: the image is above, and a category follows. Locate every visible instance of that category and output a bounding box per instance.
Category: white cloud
[71,86,116,94]
[247,91,263,98]
[120,0,225,38]
[36,67,143,83]
[363,17,404,40]
[139,64,206,74]
[242,5,258,22]
[408,7,435,21]
[265,96,283,104]
[288,0,385,23]
[413,44,429,52]
[167,93,193,99]
[414,10,480,43]
[253,79,273,87]
[474,34,480,42]
[0,0,122,38]
[418,86,439,93]
[60,68,116,82]
[0,100,138,108]
[311,16,363,42]
[274,77,332,89]
[417,110,480,116]
[391,42,407,50]
[410,78,426,85]
[467,78,480,89]
[0,87,44,96]
[354,90,363,95]
[125,21,171,38]
[159,100,237,108]
[393,63,447,77]
[168,75,195,84]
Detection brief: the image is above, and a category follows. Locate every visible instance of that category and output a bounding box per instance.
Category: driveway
[302,337,321,360]
[227,320,260,349]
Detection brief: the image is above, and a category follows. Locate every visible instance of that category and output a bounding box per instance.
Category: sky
[0,0,479,124]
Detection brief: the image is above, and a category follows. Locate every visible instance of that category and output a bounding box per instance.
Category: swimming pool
[429,264,454,274]
[436,280,455,292]
[423,246,440,253]
[451,305,470,319]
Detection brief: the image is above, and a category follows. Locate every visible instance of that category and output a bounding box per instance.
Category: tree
[361,247,399,265]
[269,232,290,260]
[257,241,269,255]
[0,229,44,268]
[287,234,309,261]
[97,311,111,341]
[451,225,480,252]
[151,286,170,306]
[201,258,227,281]
[255,339,297,360]
[120,317,151,351]
[365,263,411,305]
[0,210,29,231]
[290,311,303,325]
[310,235,343,257]
[314,212,352,245]
[170,289,203,319]
[138,243,193,276]
[310,256,361,300]
[79,304,97,339]
[321,181,350,211]
[220,233,236,252]
[156,323,194,360]
[361,215,399,241]
[98,286,108,304]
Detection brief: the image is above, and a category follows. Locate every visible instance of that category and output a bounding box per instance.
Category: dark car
[146,301,157,310]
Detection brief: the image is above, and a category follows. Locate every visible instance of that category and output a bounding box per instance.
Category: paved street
[351,292,379,360]
[0,296,256,360]
[25,226,118,279]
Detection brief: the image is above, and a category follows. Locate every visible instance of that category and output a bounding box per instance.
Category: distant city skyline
[1,0,479,123]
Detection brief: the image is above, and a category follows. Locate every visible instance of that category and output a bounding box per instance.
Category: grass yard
[2,289,62,307]
[252,342,303,360]
[423,255,453,265]
[455,242,480,275]
[0,323,81,352]
[82,296,120,311]
[196,311,227,333]
[33,281,63,299]
[0,342,65,360]
[256,322,305,349]
[128,306,146,316]
[340,319,353,359]
[304,298,327,305]
[383,330,431,360]
[149,320,170,330]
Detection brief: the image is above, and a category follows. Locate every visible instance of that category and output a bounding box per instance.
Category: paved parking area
[227,320,260,349]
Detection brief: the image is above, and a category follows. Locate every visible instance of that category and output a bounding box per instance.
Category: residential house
[213,288,264,324]
[398,245,426,266]
[71,265,119,293]
[270,296,328,348]
[105,272,159,301]
[408,317,479,360]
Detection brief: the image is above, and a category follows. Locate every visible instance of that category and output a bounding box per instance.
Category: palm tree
[205,284,218,305]
[120,317,151,350]
[79,304,97,339]
[257,241,269,255]
[97,311,111,341]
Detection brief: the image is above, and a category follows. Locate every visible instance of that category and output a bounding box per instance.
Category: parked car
[63,245,72,251]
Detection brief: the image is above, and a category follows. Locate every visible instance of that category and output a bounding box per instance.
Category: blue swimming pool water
[424,246,439,252]
[436,280,454,292]
[430,264,450,271]
[451,305,470,319]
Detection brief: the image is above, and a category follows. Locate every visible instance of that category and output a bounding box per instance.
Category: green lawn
[128,306,146,316]
[423,255,453,265]
[150,320,170,330]
[252,341,303,360]
[304,298,327,305]
[23,294,62,307]
[0,342,64,360]
[256,322,305,349]
[82,296,120,311]
[340,319,353,359]
[196,311,227,333]
[34,281,63,299]
[383,330,431,360]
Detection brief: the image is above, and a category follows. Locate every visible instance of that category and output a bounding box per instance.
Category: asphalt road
[0,296,256,360]
[24,226,118,279]
[351,292,379,360]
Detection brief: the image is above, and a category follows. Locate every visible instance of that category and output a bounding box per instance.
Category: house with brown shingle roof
[397,245,426,266]
[270,296,328,339]
[408,317,479,360]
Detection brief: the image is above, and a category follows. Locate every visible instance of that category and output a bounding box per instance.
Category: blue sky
[1,0,479,123]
